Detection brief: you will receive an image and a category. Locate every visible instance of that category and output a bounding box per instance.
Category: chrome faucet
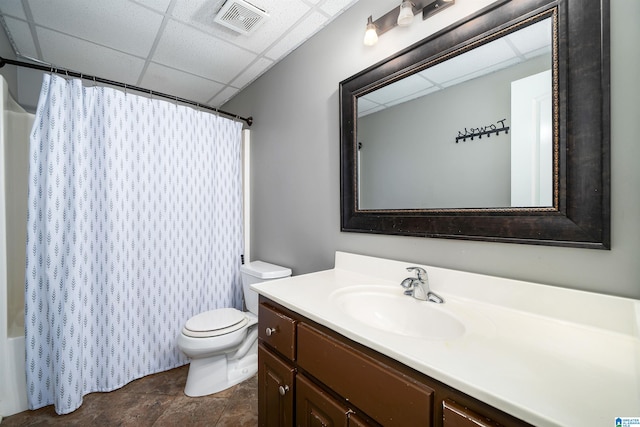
[400,266,444,303]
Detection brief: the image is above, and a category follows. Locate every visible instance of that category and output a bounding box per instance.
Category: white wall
[224,0,640,299]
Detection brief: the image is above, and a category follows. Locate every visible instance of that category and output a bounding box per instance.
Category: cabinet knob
[278,385,289,396]
[265,327,277,336]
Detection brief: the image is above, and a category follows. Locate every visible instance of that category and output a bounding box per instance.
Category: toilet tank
[240,261,291,315]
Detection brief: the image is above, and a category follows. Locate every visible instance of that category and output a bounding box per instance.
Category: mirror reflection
[356,18,554,210]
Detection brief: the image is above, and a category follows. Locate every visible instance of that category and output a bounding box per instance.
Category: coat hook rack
[455,119,509,143]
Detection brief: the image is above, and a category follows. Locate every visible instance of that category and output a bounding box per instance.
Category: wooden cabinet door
[259,344,295,427]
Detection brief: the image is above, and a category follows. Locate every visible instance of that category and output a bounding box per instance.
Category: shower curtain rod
[0,56,253,127]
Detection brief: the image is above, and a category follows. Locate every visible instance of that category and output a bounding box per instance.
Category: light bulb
[363,16,378,46]
[397,1,414,27]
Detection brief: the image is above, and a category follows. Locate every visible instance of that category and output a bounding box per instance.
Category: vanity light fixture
[363,16,378,46]
[397,1,415,26]
[363,0,455,46]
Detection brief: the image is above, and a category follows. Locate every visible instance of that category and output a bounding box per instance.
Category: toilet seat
[182,308,248,338]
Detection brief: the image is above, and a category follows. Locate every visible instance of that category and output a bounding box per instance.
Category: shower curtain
[24,74,244,414]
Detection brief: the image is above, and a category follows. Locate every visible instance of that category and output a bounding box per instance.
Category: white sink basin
[330,286,466,340]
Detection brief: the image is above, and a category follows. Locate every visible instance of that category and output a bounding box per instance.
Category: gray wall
[0,23,17,99]
[225,0,640,300]
[0,25,42,112]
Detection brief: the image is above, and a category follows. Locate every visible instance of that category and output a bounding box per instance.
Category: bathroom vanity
[252,252,640,427]
[258,298,528,426]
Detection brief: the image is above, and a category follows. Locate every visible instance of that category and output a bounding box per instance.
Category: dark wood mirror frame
[340,0,610,249]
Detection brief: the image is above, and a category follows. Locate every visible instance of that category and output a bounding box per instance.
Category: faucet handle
[400,277,415,289]
[406,266,427,281]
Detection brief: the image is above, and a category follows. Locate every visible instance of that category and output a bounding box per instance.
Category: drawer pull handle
[265,327,277,336]
[278,385,289,396]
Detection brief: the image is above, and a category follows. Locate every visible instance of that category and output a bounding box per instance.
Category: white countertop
[252,252,640,427]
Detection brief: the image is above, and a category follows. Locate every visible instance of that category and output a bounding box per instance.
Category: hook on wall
[455,119,509,143]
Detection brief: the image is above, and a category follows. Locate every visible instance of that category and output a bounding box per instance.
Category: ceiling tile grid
[141,62,226,103]
[27,0,165,57]
[2,16,37,59]
[0,0,359,108]
[152,19,258,82]
[36,27,148,85]
[264,10,330,60]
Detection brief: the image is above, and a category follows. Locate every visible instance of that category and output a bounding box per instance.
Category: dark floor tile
[216,376,258,427]
[124,365,189,396]
[151,394,228,427]
[1,369,258,427]
[1,402,93,426]
[215,398,258,427]
[91,392,175,427]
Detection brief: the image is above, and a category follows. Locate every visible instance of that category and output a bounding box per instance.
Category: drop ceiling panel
[320,0,358,16]
[385,85,440,107]
[507,19,551,55]
[170,0,230,35]
[0,3,26,20]
[131,0,173,14]
[2,17,38,58]
[171,0,312,55]
[366,74,434,105]
[28,0,164,57]
[141,62,225,103]
[153,19,257,83]
[0,0,361,108]
[422,38,517,85]
[211,86,240,107]
[359,17,553,117]
[37,27,146,85]
[231,57,274,89]
[440,57,522,89]
[265,11,331,60]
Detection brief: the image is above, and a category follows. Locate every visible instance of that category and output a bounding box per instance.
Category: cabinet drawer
[298,323,433,427]
[259,303,297,360]
[297,374,350,427]
[297,375,378,427]
[443,399,503,427]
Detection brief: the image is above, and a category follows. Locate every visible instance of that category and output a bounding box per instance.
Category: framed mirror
[340,0,610,249]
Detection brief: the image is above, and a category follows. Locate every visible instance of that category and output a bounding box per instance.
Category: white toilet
[177,260,291,397]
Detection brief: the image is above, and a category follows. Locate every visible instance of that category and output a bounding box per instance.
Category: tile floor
[1,365,258,426]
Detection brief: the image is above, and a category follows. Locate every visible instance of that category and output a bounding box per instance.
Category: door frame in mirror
[339,0,610,249]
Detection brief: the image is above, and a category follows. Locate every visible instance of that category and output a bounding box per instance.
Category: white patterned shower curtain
[24,74,244,414]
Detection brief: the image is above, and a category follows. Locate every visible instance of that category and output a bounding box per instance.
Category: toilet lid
[183,308,248,338]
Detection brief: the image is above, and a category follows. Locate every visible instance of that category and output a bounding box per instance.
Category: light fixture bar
[365,0,455,41]
[422,0,455,20]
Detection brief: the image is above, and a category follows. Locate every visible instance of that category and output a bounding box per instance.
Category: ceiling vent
[214,0,269,35]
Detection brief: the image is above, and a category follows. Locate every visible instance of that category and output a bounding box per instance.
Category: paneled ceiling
[358,17,552,117]
[0,0,359,107]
